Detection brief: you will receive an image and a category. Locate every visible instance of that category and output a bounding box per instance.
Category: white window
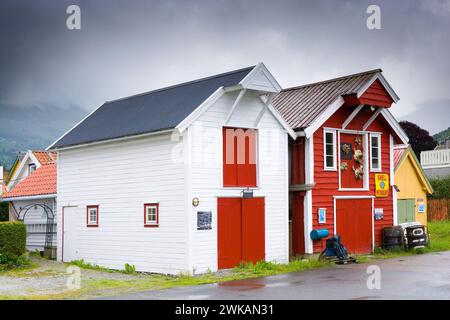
[144,203,159,227]
[86,205,99,227]
[28,163,36,175]
[323,129,337,170]
[370,133,382,171]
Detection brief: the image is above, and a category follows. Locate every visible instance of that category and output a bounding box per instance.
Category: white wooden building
[49,63,295,274]
[1,150,57,252]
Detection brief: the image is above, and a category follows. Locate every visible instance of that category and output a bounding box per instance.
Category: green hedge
[0,221,26,257]
[429,175,450,199]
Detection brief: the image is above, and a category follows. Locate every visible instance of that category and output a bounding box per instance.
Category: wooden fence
[428,199,450,222]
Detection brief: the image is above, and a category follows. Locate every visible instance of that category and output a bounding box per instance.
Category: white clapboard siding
[57,133,188,274]
[11,198,57,251]
[188,91,289,273]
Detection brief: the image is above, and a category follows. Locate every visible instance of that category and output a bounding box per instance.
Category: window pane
[371,136,378,146]
[326,156,334,167]
[89,209,97,223]
[326,144,334,156]
[325,132,333,144]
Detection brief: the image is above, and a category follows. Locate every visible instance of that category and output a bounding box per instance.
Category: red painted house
[273,69,409,255]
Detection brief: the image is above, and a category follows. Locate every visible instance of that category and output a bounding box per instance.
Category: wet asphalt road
[104,251,450,300]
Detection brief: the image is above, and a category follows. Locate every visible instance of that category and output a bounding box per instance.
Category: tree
[399,121,437,157]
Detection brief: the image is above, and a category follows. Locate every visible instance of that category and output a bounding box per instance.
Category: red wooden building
[273,69,409,254]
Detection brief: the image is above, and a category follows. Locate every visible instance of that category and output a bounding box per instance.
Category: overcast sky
[0,0,449,133]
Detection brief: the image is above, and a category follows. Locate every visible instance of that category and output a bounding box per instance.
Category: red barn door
[336,198,373,254]
[242,198,265,264]
[217,197,265,269]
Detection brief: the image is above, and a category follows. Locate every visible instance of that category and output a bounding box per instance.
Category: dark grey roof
[51,66,254,149]
[273,69,381,130]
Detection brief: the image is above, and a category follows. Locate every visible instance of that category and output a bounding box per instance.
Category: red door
[242,198,265,264]
[291,192,305,255]
[339,133,364,189]
[336,198,373,254]
[217,198,242,269]
[217,197,265,269]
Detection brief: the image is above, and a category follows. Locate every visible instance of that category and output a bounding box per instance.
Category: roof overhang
[1,194,56,202]
[177,63,296,139]
[356,72,400,103]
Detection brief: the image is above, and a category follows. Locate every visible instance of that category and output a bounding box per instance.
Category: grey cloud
[0,0,449,132]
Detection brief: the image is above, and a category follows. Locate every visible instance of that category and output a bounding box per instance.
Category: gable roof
[272,69,401,133]
[49,66,256,149]
[394,145,433,194]
[1,163,57,200]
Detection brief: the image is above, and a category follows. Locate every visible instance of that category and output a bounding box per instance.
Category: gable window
[144,203,159,227]
[323,129,336,170]
[28,163,36,175]
[86,205,99,227]
[222,127,257,187]
[370,133,382,171]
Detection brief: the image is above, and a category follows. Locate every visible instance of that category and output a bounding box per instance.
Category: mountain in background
[434,127,450,145]
[0,105,87,169]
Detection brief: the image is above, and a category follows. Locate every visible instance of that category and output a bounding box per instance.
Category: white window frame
[369,133,382,172]
[323,129,337,171]
[144,203,159,227]
[28,163,36,175]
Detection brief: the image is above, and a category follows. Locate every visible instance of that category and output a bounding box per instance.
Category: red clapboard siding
[359,79,394,108]
[310,106,393,253]
[290,137,305,185]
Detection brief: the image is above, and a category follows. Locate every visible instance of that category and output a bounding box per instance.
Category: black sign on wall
[197,211,212,230]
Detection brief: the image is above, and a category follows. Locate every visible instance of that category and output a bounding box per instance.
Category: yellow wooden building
[394,145,433,225]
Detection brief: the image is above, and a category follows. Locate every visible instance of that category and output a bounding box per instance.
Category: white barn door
[63,207,81,262]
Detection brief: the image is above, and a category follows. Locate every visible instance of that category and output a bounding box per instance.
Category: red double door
[336,198,373,254]
[217,197,265,269]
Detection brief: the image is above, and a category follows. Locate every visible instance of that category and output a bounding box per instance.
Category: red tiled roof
[33,151,58,164]
[2,163,56,199]
[394,145,408,168]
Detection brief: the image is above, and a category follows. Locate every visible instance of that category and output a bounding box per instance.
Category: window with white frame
[370,133,382,171]
[144,203,159,227]
[86,205,99,227]
[323,129,336,170]
[28,163,36,175]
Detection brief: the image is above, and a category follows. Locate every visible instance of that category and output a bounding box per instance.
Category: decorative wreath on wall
[353,149,364,164]
[352,164,364,179]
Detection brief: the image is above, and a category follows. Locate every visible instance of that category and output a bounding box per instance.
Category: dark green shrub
[429,175,450,199]
[0,221,26,257]
[0,202,8,221]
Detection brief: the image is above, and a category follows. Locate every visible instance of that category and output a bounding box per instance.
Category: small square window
[144,203,159,227]
[86,205,99,227]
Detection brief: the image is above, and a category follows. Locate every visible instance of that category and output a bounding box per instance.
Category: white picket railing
[421,149,450,168]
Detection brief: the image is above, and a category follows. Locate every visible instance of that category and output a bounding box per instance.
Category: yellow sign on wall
[375,173,389,197]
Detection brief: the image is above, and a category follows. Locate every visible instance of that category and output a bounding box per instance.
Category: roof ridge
[105,65,256,104]
[282,68,382,92]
